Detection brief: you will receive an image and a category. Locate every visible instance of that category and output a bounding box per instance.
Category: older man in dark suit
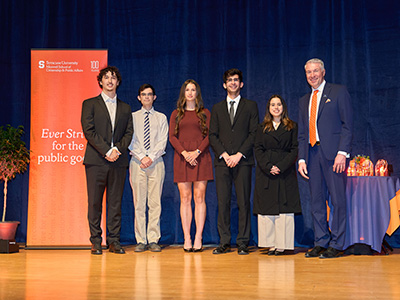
[81,66,133,255]
[298,58,353,258]
[209,68,259,255]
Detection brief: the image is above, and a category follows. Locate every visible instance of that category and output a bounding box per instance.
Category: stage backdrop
[1,1,399,248]
[28,50,107,246]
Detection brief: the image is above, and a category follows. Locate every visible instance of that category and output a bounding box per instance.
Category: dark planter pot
[0,221,20,240]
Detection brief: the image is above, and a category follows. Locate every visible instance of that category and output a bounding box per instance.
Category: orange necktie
[309,90,319,147]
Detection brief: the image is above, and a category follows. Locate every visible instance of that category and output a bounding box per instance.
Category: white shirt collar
[101,91,117,103]
[141,106,154,114]
[226,94,241,104]
[312,80,326,93]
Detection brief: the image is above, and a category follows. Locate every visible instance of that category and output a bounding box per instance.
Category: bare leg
[193,181,207,249]
[177,182,193,250]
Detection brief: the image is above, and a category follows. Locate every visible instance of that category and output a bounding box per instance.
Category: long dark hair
[262,94,295,132]
[174,79,208,137]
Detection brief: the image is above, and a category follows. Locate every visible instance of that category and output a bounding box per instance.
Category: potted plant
[0,125,30,241]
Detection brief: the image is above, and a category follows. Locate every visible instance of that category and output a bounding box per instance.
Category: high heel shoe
[193,238,203,252]
[183,238,192,252]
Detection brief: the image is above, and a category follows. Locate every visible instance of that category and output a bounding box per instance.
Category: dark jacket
[81,95,133,167]
[209,97,259,166]
[253,122,301,215]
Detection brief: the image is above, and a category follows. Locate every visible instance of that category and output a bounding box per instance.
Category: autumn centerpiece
[0,125,30,240]
[375,159,388,176]
[347,155,374,176]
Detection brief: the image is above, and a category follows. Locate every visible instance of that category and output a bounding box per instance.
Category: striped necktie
[144,111,150,150]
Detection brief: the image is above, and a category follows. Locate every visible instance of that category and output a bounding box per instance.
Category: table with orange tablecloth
[341,176,400,252]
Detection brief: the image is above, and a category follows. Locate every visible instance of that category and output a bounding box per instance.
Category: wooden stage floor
[1,245,400,299]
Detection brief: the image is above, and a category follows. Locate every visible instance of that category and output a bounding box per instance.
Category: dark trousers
[215,164,252,246]
[308,145,347,250]
[85,164,127,245]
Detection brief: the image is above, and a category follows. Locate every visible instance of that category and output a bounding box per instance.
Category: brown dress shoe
[91,243,102,255]
[109,241,125,254]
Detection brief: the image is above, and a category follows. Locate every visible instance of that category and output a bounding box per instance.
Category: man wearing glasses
[128,84,168,252]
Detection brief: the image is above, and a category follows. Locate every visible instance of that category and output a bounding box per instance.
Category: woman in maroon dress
[169,79,213,252]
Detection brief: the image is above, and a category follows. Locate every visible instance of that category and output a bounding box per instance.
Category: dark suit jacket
[81,95,133,167]
[298,82,353,162]
[209,97,259,166]
[253,123,301,215]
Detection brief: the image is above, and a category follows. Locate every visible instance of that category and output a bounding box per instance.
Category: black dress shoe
[305,246,326,258]
[267,249,276,256]
[109,241,125,254]
[275,250,295,256]
[91,243,102,255]
[183,247,193,252]
[213,244,231,254]
[237,244,249,255]
[319,247,343,259]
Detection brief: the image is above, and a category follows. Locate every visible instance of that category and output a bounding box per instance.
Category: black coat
[81,95,133,167]
[253,122,301,215]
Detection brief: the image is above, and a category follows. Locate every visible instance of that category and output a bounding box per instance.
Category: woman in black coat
[253,95,301,255]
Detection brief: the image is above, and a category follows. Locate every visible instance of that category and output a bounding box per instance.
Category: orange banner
[28,49,108,246]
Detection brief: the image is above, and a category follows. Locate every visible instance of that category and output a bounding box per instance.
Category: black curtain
[1,0,400,247]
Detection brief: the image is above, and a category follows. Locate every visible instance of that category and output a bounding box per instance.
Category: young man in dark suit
[209,68,259,255]
[81,66,133,255]
[298,58,353,258]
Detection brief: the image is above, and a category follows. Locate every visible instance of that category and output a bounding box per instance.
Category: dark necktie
[229,101,235,125]
[144,111,150,150]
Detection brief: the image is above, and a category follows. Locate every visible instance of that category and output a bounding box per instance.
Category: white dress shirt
[222,94,244,159]
[298,80,348,163]
[101,91,118,155]
[101,91,117,130]
[308,80,326,144]
[129,107,169,162]
[226,94,241,116]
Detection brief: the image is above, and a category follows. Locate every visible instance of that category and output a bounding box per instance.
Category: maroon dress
[169,109,214,183]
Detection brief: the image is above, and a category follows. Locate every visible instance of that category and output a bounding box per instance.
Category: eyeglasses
[140,93,154,97]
